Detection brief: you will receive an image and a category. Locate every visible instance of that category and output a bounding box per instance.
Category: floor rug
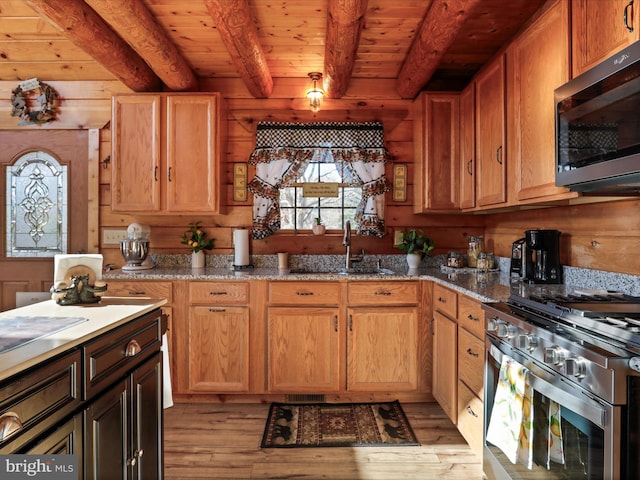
[260,400,419,448]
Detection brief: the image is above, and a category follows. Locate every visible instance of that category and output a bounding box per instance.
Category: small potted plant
[181,221,215,268]
[312,216,326,235]
[395,229,435,269]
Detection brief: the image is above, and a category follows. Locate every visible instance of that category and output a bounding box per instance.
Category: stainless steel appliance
[555,41,640,194]
[120,223,154,271]
[483,286,640,479]
[523,229,563,284]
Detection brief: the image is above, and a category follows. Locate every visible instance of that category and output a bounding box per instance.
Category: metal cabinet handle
[154,166,158,182]
[466,159,473,175]
[466,406,478,418]
[349,315,353,332]
[128,290,146,295]
[467,348,479,358]
[208,308,226,313]
[496,145,503,165]
[209,291,227,296]
[168,166,172,182]
[625,0,635,32]
[296,291,314,296]
[467,314,480,322]
[334,315,338,332]
[437,297,446,303]
[125,339,141,357]
[375,290,391,296]
[0,412,23,441]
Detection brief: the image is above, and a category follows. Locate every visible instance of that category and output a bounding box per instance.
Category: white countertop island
[0,296,166,382]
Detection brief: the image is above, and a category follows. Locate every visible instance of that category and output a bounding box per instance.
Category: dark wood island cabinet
[0,298,166,480]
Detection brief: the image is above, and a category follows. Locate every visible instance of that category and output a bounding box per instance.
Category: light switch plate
[394,230,404,246]
[103,229,128,245]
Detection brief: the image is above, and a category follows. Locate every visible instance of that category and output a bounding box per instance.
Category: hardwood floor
[164,402,484,479]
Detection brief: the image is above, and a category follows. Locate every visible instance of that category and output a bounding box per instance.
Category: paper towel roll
[234,229,250,266]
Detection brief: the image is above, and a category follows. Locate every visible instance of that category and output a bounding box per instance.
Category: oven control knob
[496,323,517,339]
[544,346,566,365]
[630,357,640,373]
[486,317,502,332]
[564,357,586,378]
[517,334,537,351]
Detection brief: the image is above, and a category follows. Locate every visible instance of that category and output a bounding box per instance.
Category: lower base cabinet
[84,352,162,480]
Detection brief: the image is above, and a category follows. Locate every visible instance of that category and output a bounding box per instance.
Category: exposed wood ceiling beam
[203,0,273,98]
[85,0,198,91]
[25,0,162,92]
[324,0,369,98]
[396,0,483,99]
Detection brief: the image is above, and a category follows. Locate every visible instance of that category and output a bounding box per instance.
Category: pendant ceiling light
[306,72,324,113]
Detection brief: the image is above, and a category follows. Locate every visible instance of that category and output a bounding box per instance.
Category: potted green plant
[395,229,434,268]
[181,221,215,268]
[312,216,326,235]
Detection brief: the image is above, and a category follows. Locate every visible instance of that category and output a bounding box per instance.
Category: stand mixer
[120,223,154,271]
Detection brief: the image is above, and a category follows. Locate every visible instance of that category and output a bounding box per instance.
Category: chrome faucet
[343,220,364,270]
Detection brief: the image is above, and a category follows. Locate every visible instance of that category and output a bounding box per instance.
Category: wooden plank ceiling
[0,0,547,98]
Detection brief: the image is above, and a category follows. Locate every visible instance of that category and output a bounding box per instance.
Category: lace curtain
[247,121,391,240]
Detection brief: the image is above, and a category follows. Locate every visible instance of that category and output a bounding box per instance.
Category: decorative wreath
[10,80,58,125]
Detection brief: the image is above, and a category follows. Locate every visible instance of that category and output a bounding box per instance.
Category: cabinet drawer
[106,281,172,303]
[0,350,81,452]
[268,282,341,305]
[189,281,249,304]
[433,284,457,318]
[459,295,484,339]
[458,328,484,397]
[347,282,419,305]
[84,309,162,399]
[457,380,484,459]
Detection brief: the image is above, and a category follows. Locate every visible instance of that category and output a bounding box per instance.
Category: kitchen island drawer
[189,281,249,304]
[0,350,81,452]
[433,284,457,318]
[106,281,172,302]
[347,281,419,305]
[268,281,341,305]
[84,309,162,399]
[459,295,484,339]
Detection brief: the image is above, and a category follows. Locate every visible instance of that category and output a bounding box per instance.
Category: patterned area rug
[260,400,419,448]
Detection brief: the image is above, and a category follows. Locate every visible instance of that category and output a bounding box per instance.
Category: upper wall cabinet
[572,0,639,76]
[459,84,475,210]
[413,92,460,213]
[111,93,225,214]
[475,55,507,208]
[507,0,575,203]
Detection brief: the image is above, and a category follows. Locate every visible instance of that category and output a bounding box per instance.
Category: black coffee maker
[521,229,563,284]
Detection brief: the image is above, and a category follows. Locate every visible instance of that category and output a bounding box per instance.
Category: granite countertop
[104,265,513,303]
[0,296,167,382]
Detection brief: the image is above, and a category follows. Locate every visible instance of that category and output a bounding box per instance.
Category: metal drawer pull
[438,297,446,303]
[625,0,634,32]
[466,406,478,418]
[375,290,391,296]
[0,412,23,441]
[125,339,141,357]
[467,348,479,358]
[208,308,226,313]
[128,290,146,295]
[334,315,338,332]
[467,314,480,322]
[296,291,314,296]
[209,291,227,296]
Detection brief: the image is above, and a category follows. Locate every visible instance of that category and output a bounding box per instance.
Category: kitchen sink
[288,268,395,276]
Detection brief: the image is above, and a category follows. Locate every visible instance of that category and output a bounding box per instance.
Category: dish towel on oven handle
[486,354,534,467]
[534,393,565,468]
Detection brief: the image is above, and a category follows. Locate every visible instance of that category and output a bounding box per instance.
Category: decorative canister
[476,252,495,271]
[467,235,484,268]
[446,251,465,268]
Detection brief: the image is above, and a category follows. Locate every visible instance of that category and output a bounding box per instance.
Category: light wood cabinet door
[187,305,249,392]
[572,0,639,77]
[459,83,476,210]
[413,92,460,212]
[509,0,572,202]
[267,307,342,392]
[475,55,507,207]
[111,93,224,214]
[347,307,418,392]
[432,311,457,424]
[165,95,222,213]
[111,95,161,212]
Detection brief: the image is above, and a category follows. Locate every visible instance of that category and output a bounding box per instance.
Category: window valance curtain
[247,121,392,240]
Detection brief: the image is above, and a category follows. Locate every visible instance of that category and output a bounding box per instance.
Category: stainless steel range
[482,284,640,480]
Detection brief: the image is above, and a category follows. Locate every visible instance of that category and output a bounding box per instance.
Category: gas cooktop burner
[508,288,640,350]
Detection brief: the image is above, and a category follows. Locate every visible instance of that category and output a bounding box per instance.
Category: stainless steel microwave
[555,41,640,194]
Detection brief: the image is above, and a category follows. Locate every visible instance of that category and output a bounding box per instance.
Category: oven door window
[486,344,605,479]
